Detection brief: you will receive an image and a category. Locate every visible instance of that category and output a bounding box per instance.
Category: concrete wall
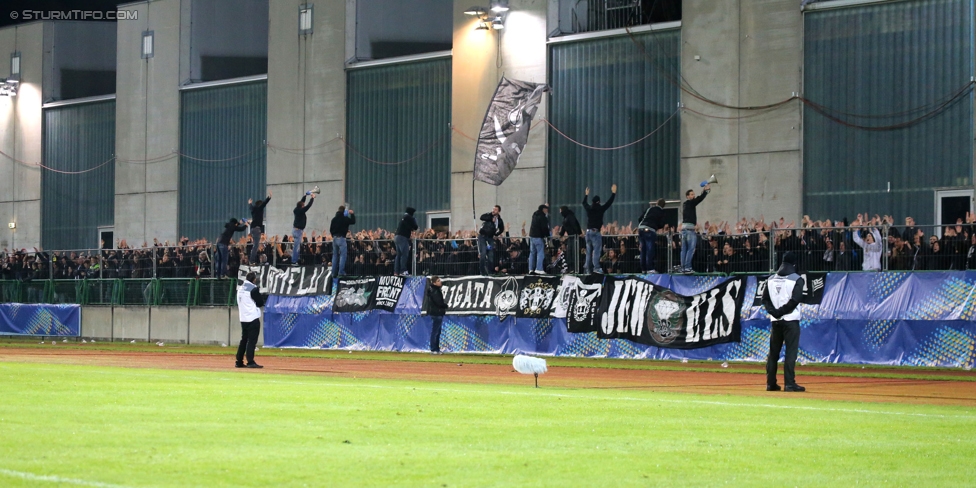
[114,0,183,246]
[81,305,250,346]
[679,0,803,225]
[81,305,113,340]
[0,22,44,250]
[265,0,347,239]
[451,0,549,232]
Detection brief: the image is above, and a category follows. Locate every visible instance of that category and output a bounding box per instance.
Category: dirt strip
[2,347,975,407]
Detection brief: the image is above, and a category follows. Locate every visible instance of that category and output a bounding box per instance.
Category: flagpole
[472,177,477,229]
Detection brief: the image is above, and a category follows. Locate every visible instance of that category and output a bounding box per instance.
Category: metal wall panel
[179,81,267,241]
[547,30,681,228]
[345,58,452,231]
[803,0,974,224]
[42,100,116,249]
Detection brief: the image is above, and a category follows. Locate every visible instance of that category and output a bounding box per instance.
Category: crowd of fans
[4,212,976,281]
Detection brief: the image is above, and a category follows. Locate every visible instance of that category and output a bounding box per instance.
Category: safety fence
[0,278,237,306]
[4,224,974,283]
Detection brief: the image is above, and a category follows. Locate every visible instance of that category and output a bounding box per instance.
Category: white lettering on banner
[719,280,738,337]
[480,282,494,309]
[447,285,462,308]
[686,293,702,343]
[461,281,474,308]
[601,283,622,335]
[633,282,651,337]
[701,291,714,341]
[601,279,655,338]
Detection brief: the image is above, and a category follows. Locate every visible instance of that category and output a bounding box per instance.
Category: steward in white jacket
[236,272,267,368]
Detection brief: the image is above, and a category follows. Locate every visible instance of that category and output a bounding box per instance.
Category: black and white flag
[431,276,521,317]
[517,275,561,318]
[238,265,331,296]
[551,276,580,319]
[334,277,377,313]
[375,275,406,312]
[598,276,746,349]
[474,77,548,186]
[565,275,604,333]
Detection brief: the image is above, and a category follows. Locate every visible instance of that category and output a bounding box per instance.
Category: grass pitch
[1,361,975,487]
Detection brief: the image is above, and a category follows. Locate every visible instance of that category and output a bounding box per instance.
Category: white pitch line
[0,468,130,488]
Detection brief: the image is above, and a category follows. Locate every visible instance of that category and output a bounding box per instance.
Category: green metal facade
[547,30,681,227]
[345,58,452,231]
[41,100,116,250]
[178,81,267,241]
[803,0,974,224]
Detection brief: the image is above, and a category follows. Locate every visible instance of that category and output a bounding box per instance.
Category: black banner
[432,276,521,316]
[598,277,746,349]
[564,275,604,333]
[375,275,406,312]
[474,77,548,186]
[517,275,562,318]
[753,272,827,306]
[334,277,377,313]
[238,265,331,296]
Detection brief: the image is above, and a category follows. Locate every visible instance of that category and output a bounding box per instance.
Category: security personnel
[427,276,448,354]
[236,271,267,369]
[761,251,805,392]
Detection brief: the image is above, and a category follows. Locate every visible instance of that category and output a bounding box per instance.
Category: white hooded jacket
[237,281,263,322]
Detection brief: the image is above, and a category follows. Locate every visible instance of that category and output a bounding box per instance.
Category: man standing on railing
[394,207,418,276]
[638,198,666,274]
[478,205,504,275]
[582,184,617,274]
[528,204,550,275]
[558,206,582,274]
[761,251,806,392]
[680,185,710,274]
[236,271,266,369]
[291,193,316,264]
[216,218,248,279]
[248,191,272,264]
[330,205,356,276]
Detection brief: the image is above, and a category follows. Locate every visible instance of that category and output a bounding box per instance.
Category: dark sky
[1,1,124,29]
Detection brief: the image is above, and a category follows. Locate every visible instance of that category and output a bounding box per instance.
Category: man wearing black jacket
[761,252,806,392]
[217,218,247,278]
[427,276,448,353]
[330,205,356,276]
[581,184,617,274]
[638,199,666,273]
[291,193,316,264]
[680,185,709,273]
[559,206,582,273]
[394,207,418,276]
[478,206,504,275]
[528,204,550,274]
[248,191,272,264]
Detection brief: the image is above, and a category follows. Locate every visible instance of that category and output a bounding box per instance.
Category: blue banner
[264,273,976,368]
[0,303,81,337]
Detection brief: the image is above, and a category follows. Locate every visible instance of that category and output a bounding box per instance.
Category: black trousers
[766,319,800,386]
[429,316,443,352]
[236,319,261,364]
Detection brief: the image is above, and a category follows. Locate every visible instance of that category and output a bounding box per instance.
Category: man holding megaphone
[679,175,715,273]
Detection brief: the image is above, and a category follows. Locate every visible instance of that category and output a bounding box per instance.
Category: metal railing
[4,223,975,288]
[567,0,648,35]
